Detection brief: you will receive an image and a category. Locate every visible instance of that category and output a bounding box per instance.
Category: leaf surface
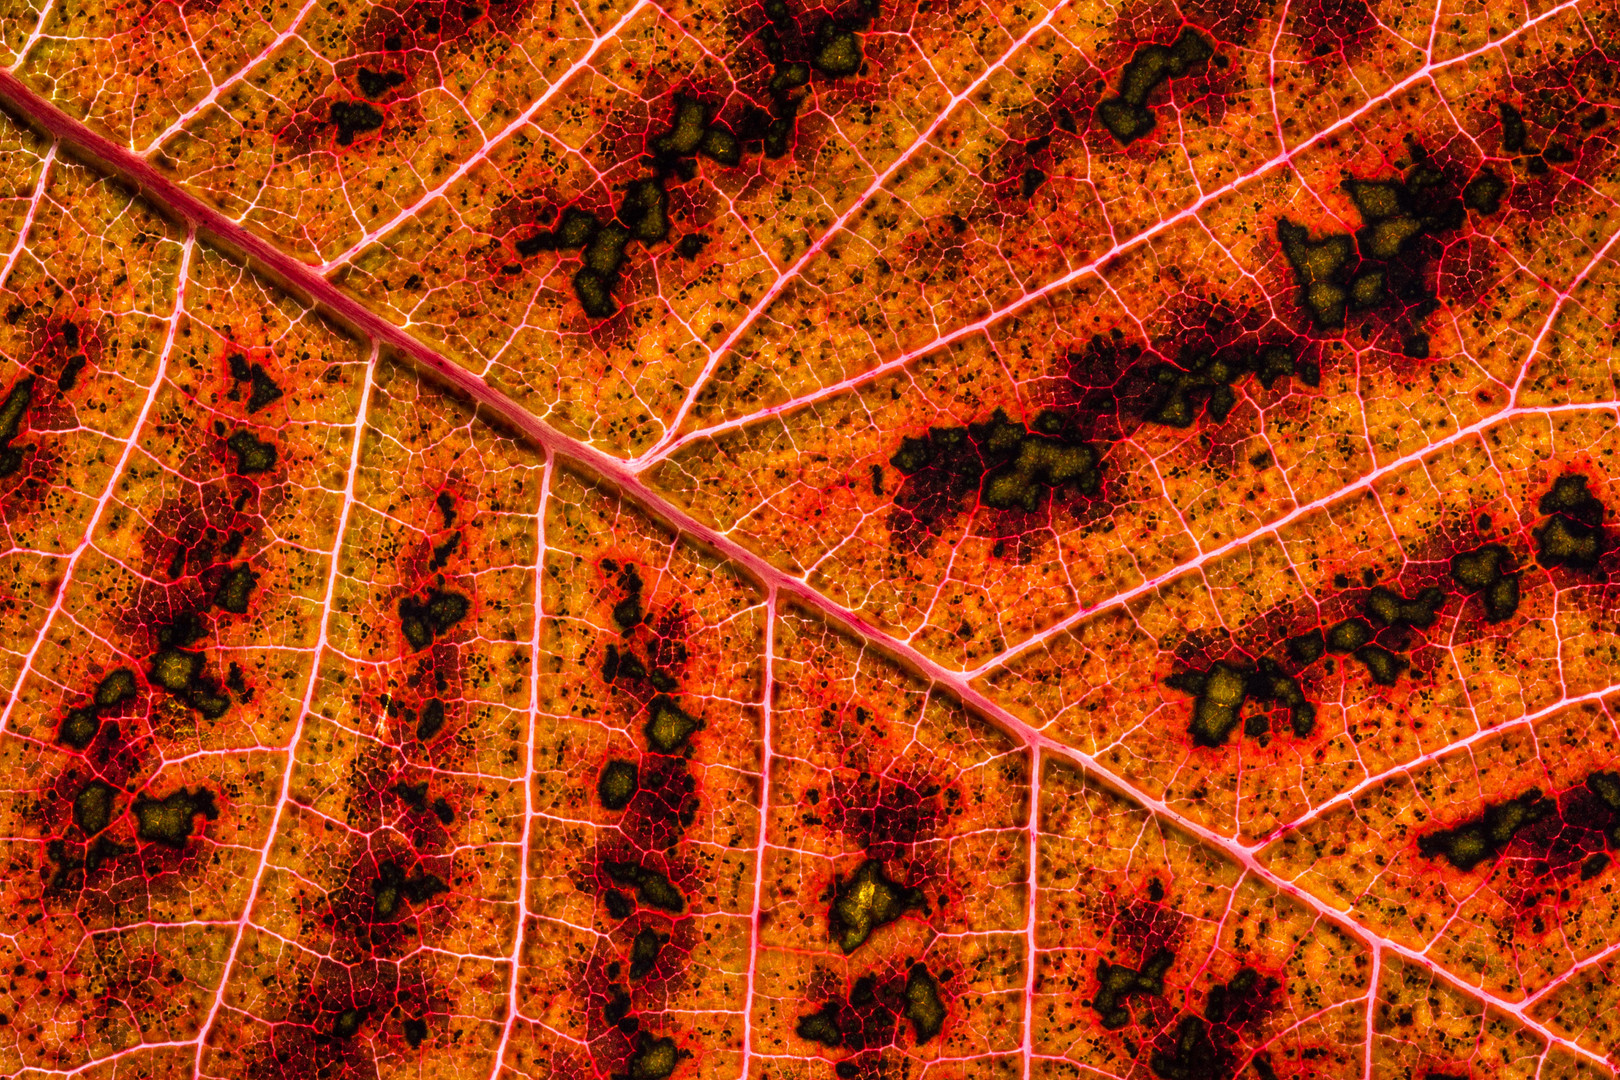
[0,1,1616,1078]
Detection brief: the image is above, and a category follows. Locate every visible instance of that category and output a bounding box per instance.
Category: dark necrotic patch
[1149,967,1279,1080]
[393,780,429,810]
[57,353,87,392]
[613,564,645,632]
[358,67,408,99]
[1277,221,1355,330]
[1450,543,1520,622]
[1353,643,1408,685]
[605,888,635,920]
[628,926,668,980]
[1500,101,1528,152]
[903,964,945,1043]
[399,588,471,650]
[1285,629,1325,665]
[417,698,446,741]
[1093,947,1173,1029]
[598,759,640,811]
[73,780,118,836]
[330,100,386,145]
[1280,157,1503,341]
[0,375,34,476]
[888,407,1102,538]
[794,966,943,1052]
[226,430,277,474]
[1324,617,1373,652]
[59,668,138,749]
[59,708,100,750]
[829,859,923,954]
[1095,29,1213,145]
[624,1035,682,1080]
[1418,789,1553,870]
[1165,658,1314,747]
[1145,346,1299,428]
[133,787,219,848]
[644,696,703,754]
[1362,585,1444,628]
[429,531,461,571]
[604,860,686,913]
[1534,472,1607,571]
[214,564,259,614]
[372,859,449,920]
[333,1007,368,1040]
[149,647,232,719]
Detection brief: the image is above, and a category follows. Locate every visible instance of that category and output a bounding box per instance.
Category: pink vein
[192,342,378,1072]
[739,588,777,1080]
[487,455,553,1080]
[639,0,1586,467]
[0,57,1610,1071]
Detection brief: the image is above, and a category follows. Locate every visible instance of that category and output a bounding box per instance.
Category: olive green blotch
[1093,947,1172,1029]
[626,1035,682,1080]
[904,964,947,1043]
[95,668,137,708]
[226,430,277,474]
[73,780,118,836]
[1095,29,1212,145]
[598,759,640,811]
[605,860,686,913]
[1277,220,1354,330]
[1324,618,1373,653]
[1450,544,1520,622]
[214,564,259,614]
[1363,585,1444,628]
[829,859,923,954]
[133,787,219,848]
[1418,788,1551,870]
[399,588,471,651]
[628,926,668,980]
[645,696,703,754]
[1535,473,1607,571]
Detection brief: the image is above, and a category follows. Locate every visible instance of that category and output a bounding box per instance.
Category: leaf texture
[0,0,1617,1077]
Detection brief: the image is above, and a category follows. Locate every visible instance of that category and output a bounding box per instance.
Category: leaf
[0,0,1614,1075]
